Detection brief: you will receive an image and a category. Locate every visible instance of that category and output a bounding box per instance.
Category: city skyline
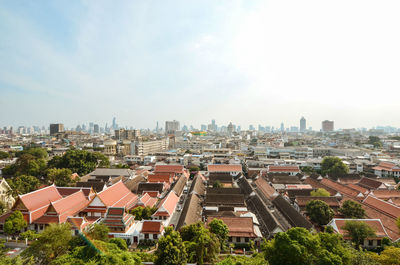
[1,1,400,129]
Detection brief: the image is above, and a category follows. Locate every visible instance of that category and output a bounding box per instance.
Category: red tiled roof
[97,181,138,208]
[207,164,242,172]
[363,195,400,219]
[373,162,400,172]
[254,177,278,199]
[17,185,62,212]
[207,216,256,238]
[141,221,163,233]
[330,218,388,239]
[321,179,363,199]
[148,173,174,183]
[56,187,93,199]
[295,196,340,208]
[154,165,184,174]
[136,193,158,208]
[347,184,369,194]
[303,178,336,196]
[358,177,385,190]
[372,190,400,199]
[268,165,300,173]
[153,191,179,217]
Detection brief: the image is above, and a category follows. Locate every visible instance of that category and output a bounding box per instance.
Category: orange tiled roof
[141,221,164,233]
[208,216,257,238]
[153,191,179,217]
[17,185,62,212]
[321,179,363,199]
[97,181,138,208]
[154,165,184,174]
[207,164,242,172]
[268,165,300,173]
[363,195,400,219]
[330,218,388,239]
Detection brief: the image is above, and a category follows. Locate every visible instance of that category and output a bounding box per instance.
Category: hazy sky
[1,0,400,130]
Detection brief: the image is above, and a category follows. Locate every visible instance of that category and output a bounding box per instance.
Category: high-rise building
[50,123,64,135]
[300,117,306,132]
[165,120,180,135]
[322,120,334,132]
[280,123,285,132]
[93,124,99,134]
[227,122,234,134]
[201,124,207,131]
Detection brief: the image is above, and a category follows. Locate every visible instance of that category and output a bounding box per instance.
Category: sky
[1,0,400,130]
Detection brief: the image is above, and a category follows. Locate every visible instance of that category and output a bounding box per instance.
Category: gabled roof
[154,164,184,174]
[147,172,174,183]
[320,179,364,198]
[295,196,340,208]
[176,193,202,230]
[135,193,158,208]
[373,162,400,172]
[267,165,300,173]
[137,182,165,193]
[141,221,164,233]
[255,177,279,200]
[102,207,135,231]
[207,216,257,238]
[56,187,94,199]
[96,181,138,209]
[272,195,313,229]
[371,190,400,199]
[89,168,133,177]
[76,181,106,192]
[153,191,179,217]
[358,177,385,190]
[16,185,62,212]
[172,175,187,197]
[363,195,400,219]
[328,218,388,239]
[207,164,242,173]
[189,174,205,196]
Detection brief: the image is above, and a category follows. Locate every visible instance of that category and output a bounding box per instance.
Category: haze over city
[1,0,400,129]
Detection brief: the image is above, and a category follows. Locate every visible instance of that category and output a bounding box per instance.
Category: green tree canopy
[86,223,110,242]
[4,210,27,237]
[372,246,400,265]
[155,227,187,265]
[342,220,376,248]
[310,188,330,197]
[130,206,157,221]
[208,218,229,250]
[109,238,128,251]
[213,180,223,188]
[22,223,72,264]
[8,175,40,197]
[339,200,365,219]
[48,150,110,176]
[368,136,382,148]
[305,200,334,226]
[321,156,349,177]
[46,168,76,186]
[16,147,48,159]
[263,227,355,265]
[0,151,10,159]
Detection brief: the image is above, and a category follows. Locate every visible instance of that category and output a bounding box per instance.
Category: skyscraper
[300,117,306,132]
[280,123,284,132]
[322,120,334,132]
[50,123,64,135]
[165,120,180,135]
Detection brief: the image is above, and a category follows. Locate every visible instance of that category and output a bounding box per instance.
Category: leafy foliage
[0,151,10,159]
[310,188,330,197]
[209,218,229,250]
[305,200,334,225]
[46,168,76,186]
[342,220,376,247]
[339,200,365,219]
[213,180,223,188]
[86,224,110,242]
[109,238,128,251]
[371,246,400,265]
[22,223,73,264]
[7,175,40,197]
[20,230,41,241]
[4,210,27,236]
[216,254,268,265]
[321,156,349,177]
[155,227,187,265]
[48,150,109,176]
[130,206,157,221]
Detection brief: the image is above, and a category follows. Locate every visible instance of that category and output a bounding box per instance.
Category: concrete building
[115,129,140,140]
[134,139,169,156]
[50,123,64,135]
[165,120,180,135]
[300,117,306,132]
[322,120,334,132]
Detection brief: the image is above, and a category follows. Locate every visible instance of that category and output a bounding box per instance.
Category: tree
[208,218,229,250]
[48,150,109,176]
[130,206,157,221]
[342,220,376,248]
[372,246,400,265]
[339,200,365,219]
[310,188,330,197]
[263,227,355,265]
[16,147,48,160]
[46,168,76,186]
[321,157,349,177]
[0,151,9,159]
[213,180,223,188]
[22,223,72,264]
[155,227,187,265]
[8,175,40,197]
[216,254,268,265]
[0,201,7,215]
[109,238,128,251]
[20,230,40,241]
[86,223,109,242]
[4,210,27,238]
[306,200,334,226]
[180,222,220,265]
[368,136,382,148]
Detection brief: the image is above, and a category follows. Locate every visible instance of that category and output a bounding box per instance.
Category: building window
[0,224,3,231]
[154,234,158,239]
[368,240,373,246]
[229,237,232,242]
[245,237,249,243]
[145,234,149,239]
[377,240,382,246]
[236,237,241,243]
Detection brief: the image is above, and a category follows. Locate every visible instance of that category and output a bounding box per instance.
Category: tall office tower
[50,123,64,135]
[300,117,306,132]
[156,121,159,133]
[322,120,334,132]
[165,120,180,135]
[280,123,285,132]
[93,124,99,134]
[201,124,207,131]
[227,122,234,134]
[112,117,118,130]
